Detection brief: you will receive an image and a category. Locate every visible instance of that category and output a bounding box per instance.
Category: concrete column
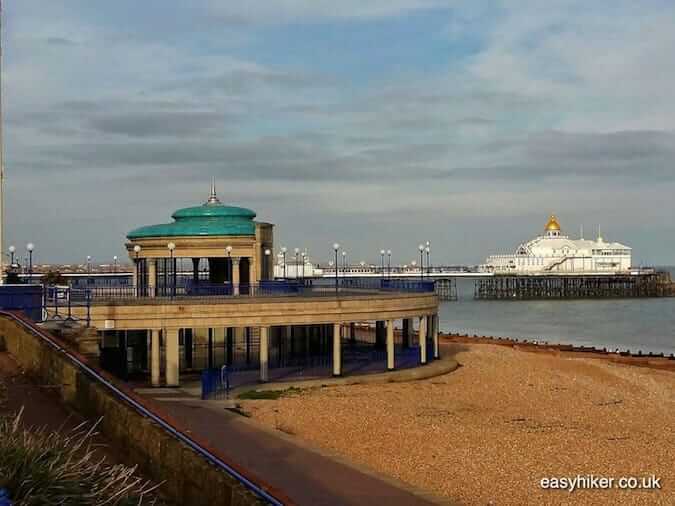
[165,328,180,386]
[386,319,395,371]
[432,314,440,359]
[150,329,161,386]
[232,257,240,295]
[147,259,157,298]
[333,322,342,376]
[419,316,427,365]
[260,326,269,382]
[333,323,342,376]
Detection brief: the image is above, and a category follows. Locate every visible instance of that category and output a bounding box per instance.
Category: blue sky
[4,1,675,266]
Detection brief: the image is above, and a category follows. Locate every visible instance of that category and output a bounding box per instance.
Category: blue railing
[41,278,435,306]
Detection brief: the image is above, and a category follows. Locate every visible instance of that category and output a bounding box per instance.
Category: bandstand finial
[207,177,220,204]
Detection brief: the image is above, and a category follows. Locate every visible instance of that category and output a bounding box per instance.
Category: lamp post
[302,252,307,282]
[133,245,141,296]
[26,243,34,283]
[333,243,340,293]
[281,246,287,278]
[380,249,385,277]
[113,255,118,273]
[387,249,392,278]
[167,242,176,298]
[225,245,233,289]
[86,255,92,289]
[426,241,431,275]
[8,245,14,266]
[264,248,271,280]
[342,250,347,275]
[418,244,425,280]
[294,248,300,279]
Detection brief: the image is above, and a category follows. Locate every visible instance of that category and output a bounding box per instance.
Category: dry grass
[242,343,675,505]
[0,411,162,505]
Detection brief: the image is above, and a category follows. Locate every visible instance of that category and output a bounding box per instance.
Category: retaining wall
[0,312,284,506]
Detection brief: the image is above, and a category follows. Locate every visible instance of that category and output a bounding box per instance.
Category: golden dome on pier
[545,215,561,232]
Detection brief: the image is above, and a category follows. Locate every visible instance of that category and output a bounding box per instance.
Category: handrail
[0,310,285,505]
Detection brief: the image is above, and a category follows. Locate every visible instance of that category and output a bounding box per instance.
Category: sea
[438,268,675,356]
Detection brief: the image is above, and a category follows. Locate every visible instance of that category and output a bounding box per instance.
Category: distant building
[483,215,632,274]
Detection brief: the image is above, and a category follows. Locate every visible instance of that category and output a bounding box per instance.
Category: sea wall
[0,312,280,506]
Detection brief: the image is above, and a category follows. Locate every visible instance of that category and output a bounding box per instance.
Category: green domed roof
[127,186,257,239]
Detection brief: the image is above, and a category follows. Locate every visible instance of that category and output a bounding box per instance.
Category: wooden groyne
[441,332,675,372]
[474,271,673,300]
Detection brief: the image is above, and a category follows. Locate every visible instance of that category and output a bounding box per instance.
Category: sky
[3,0,675,266]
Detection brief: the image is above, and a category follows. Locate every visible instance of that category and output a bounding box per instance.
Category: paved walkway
[140,355,460,505]
[153,395,447,506]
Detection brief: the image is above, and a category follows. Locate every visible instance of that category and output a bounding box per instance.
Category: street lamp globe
[167,242,176,251]
[380,249,385,256]
[265,249,271,256]
[333,243,340,251]
[8,245,15,254]
[294,247,300,254]
[26,243,34,252]
[418,244,424,252]
[226,245,233,255]
[281,246,287,254]
[133,245,141,254]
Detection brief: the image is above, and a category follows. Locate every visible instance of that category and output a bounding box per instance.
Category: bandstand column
[150,329,161,386]
[386,319,395,371]
[232,257,240,295]
[165,328,180,386]
[419,316,428,365]
[260,326,270,382]
[432,314,440,359]
[333,322,342,376]
[148,259,157,297]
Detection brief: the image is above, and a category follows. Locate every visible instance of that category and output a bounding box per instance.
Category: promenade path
[141,360,459,506]
[153,397,443,506]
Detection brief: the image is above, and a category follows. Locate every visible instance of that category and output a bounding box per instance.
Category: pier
[474,272,673,300]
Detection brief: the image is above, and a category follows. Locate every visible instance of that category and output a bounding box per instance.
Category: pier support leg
[150,329,160,387]
[333,323,342,376]
[165,328,180,387]
[419,316,427,365]
[386,319,395,371]
[260,326,269,382]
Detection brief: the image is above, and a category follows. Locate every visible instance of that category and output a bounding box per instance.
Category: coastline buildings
[483,215,632,274]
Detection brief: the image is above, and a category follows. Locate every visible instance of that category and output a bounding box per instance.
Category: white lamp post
[26,243,34,282]
[333,243,340,292]
[167,242,176,297]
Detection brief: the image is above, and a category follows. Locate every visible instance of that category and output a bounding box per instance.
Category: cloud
[5,0,675,264]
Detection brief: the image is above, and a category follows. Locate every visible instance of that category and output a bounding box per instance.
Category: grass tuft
[0,409,161,505]
[237,387,302,400]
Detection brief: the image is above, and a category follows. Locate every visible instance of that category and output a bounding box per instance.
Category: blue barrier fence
[201,367,231,400]
[0,285,43,322]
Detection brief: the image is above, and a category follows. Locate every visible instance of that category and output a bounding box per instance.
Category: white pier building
[483,215,632,274]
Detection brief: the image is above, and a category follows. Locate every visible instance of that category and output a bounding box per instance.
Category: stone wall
[0,312,279,506]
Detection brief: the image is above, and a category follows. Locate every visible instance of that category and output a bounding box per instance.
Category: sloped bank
[0,311,287,506]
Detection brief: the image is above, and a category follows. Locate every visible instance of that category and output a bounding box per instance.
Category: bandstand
[62,185,441,388]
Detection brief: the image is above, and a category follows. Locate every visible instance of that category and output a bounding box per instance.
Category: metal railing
[47,279,435,306]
